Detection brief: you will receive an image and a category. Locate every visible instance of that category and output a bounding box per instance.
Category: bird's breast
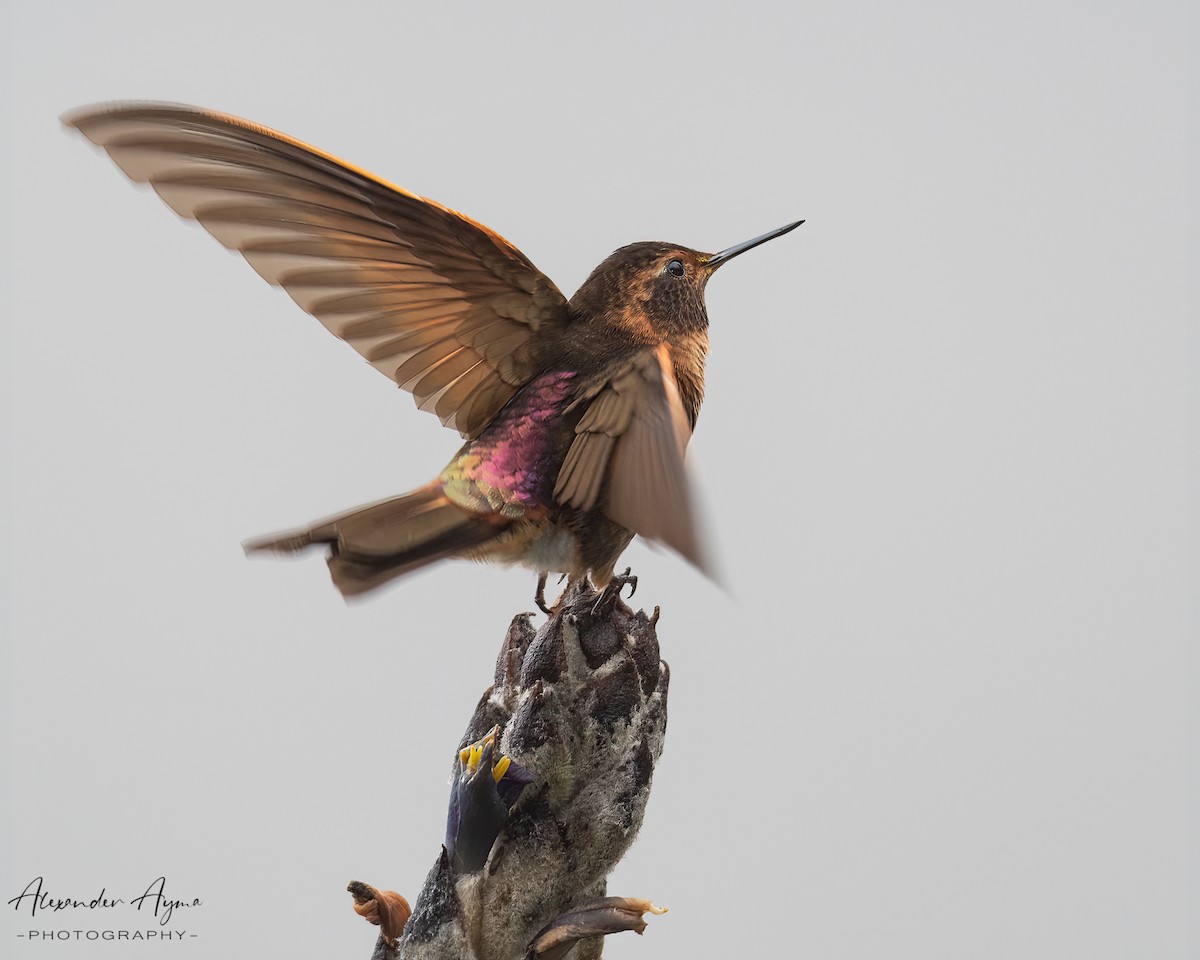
[666,329,709,427]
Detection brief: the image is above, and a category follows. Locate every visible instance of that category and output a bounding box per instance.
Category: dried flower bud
[444,725,533,874]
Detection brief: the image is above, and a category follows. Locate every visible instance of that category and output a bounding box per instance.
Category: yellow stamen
[459,725,503,774]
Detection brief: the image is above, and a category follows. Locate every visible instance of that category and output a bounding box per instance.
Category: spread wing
[64,102,571,438]
[554,345,707,570]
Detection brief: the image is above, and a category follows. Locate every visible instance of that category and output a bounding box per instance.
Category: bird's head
[569,222,803,341]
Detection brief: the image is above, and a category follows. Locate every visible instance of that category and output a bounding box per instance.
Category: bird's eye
[665,259,685,278]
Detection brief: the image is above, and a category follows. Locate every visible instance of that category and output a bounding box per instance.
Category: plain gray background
[3,2,1194,958]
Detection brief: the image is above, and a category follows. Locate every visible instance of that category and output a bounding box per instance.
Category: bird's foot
[592,568,637,615]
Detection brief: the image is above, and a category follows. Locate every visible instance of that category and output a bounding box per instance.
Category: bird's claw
[535,573,572,615]
[535,573,553,615]
[592,568,638,615]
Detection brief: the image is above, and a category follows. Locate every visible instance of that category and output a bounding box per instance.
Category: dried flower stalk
[350,578,668,960]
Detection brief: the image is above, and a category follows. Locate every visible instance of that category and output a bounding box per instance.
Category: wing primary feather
[65,101,572,437]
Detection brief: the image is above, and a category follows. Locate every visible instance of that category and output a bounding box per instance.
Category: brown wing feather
[64,102,571,438]
[555,346,707,571]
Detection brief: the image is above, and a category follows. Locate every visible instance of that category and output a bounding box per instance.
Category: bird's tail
[243,484,505,598]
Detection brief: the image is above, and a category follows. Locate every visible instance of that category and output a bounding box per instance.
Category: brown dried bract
[347,880,412,947]
[526,897,668,960]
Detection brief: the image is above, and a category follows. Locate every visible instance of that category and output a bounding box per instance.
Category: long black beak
[706,220,804,270]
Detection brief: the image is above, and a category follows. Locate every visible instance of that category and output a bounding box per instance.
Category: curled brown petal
[526,896,667,960]
[346,880,412,947]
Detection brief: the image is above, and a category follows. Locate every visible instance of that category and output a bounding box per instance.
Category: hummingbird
[65,103,802,605]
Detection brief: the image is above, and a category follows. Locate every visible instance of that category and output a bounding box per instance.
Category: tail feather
[244,485,504,597]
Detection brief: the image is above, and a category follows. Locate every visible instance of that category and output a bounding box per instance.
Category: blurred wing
[65,102,571,438]
[554,346,707,570]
